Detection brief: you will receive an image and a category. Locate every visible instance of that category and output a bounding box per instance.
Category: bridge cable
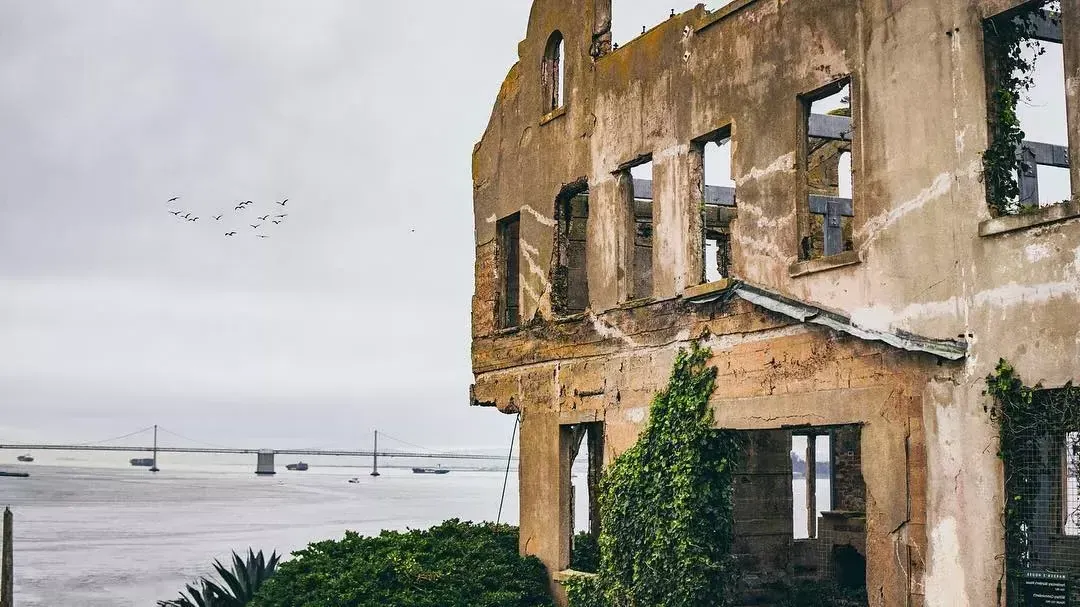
[156,426,231,450]
[496,413,520,525]
[376,432,433,453]
[74,425,155,446]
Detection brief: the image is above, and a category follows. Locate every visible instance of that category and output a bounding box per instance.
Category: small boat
[0,471,29,478]
[286,462,309,471]
[347,477,361,483]
[16,454,33,463]
[130,458,155,467]
[412,466,450,475]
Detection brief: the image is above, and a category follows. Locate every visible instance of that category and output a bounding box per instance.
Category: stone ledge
[978,200,1080,237]
[553,569,598,584]
[788,250,861,278]
[540,105,567,126]
[684,278,733,300]
[696,0,758,33]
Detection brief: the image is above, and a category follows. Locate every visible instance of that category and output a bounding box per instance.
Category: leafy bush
[159,549,280,607]
[574,343,740,607]
[569,532,598,573]
[250,519,553,607]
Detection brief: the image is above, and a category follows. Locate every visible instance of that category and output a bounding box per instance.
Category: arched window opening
[543,32,565,113]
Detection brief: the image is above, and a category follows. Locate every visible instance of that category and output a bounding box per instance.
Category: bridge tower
[370,430,380,477]
[255,450,275,475]
[149,425,159,472]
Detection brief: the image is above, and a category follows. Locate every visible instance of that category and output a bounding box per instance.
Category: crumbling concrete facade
[470,1,1080,605]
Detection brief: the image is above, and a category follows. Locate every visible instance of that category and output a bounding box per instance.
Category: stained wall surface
[471,0,1080,605]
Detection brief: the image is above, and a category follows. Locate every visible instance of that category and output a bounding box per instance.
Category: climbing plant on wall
[985,359,1080,602]
[566,343,741,607]
[982,1,1054,215]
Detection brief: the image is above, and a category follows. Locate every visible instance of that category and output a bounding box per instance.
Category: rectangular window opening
[985,1,1072,213]
[802,80,854,260]
[556,185,590,316]
[791,433,833,540]
[497,213,521,329]
[565,422,603,573]
[629,160,654,300]
[702,129,736,282]
[732,427,866,602]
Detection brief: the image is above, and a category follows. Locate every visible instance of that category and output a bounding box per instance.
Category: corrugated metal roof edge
[687,281,968,361]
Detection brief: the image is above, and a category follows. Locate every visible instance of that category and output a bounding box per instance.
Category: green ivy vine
[985,359,1080,600]
[982,2,1053,216]
[567,343,741,607]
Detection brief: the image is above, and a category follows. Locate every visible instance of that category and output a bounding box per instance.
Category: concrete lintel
[558,409,605,425]
[712,386,894,429]
[978,200,1080,237]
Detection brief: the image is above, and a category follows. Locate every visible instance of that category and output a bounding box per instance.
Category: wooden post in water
[370,430,380,477]
[2,507,13,607]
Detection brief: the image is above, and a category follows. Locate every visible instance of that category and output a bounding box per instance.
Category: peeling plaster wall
[471,0,1080,605]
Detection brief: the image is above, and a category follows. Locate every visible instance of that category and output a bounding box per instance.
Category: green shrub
[574,343,740,607]
[569,532,598,573]
[249,519,553,607]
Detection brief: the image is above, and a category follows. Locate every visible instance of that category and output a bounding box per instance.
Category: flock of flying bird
[165,196,290,239]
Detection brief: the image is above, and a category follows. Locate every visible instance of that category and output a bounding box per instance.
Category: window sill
[540,106,567,126]
[789,250,861,278]
[978,200,1080,237]
[684,278,733,301]
[493,325,521,337]
[619,297,655,310]
[553,569,597,584]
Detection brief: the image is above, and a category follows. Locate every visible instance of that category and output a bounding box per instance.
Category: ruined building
[469,0,1079,605]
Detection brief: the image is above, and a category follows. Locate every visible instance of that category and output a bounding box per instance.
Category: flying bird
[167,197,179,203]
[275,199,288,206]
[168,210,182,216]
[250,224,261,229]
[272,220,282,225]
[225,232,237,236]
[256,234,269,239]
[258,214,270,221]
[274,214,287,219]
[234,204,245,211]
[213,215,223,221]
[188,217,199,222]
[182,213,192,219]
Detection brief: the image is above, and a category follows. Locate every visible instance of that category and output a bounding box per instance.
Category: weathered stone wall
[471,0,1080,605]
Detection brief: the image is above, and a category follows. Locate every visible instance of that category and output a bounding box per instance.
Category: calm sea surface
[1,454,525,607]
[0,453,861,606]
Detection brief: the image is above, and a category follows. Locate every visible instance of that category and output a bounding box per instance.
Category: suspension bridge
[0,425,513,475]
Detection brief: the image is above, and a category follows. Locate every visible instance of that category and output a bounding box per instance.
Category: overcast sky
[0,1,1067,451]
[0,1,710,451]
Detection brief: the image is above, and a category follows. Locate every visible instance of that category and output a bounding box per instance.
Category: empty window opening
[497,213,521,329]
[802,80,854,260]
[984,2,1072,212]
[701,130,736,282]
[1067,431,1079,536]
[629,160,654,300]
[563,422,603,572]
[555,182,590,315]
[731,427,866,603]
[543,32,565,113]
[792,433,833,540]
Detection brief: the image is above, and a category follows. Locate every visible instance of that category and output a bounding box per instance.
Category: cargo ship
[286,462,309,471]
[412,466,450,475]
